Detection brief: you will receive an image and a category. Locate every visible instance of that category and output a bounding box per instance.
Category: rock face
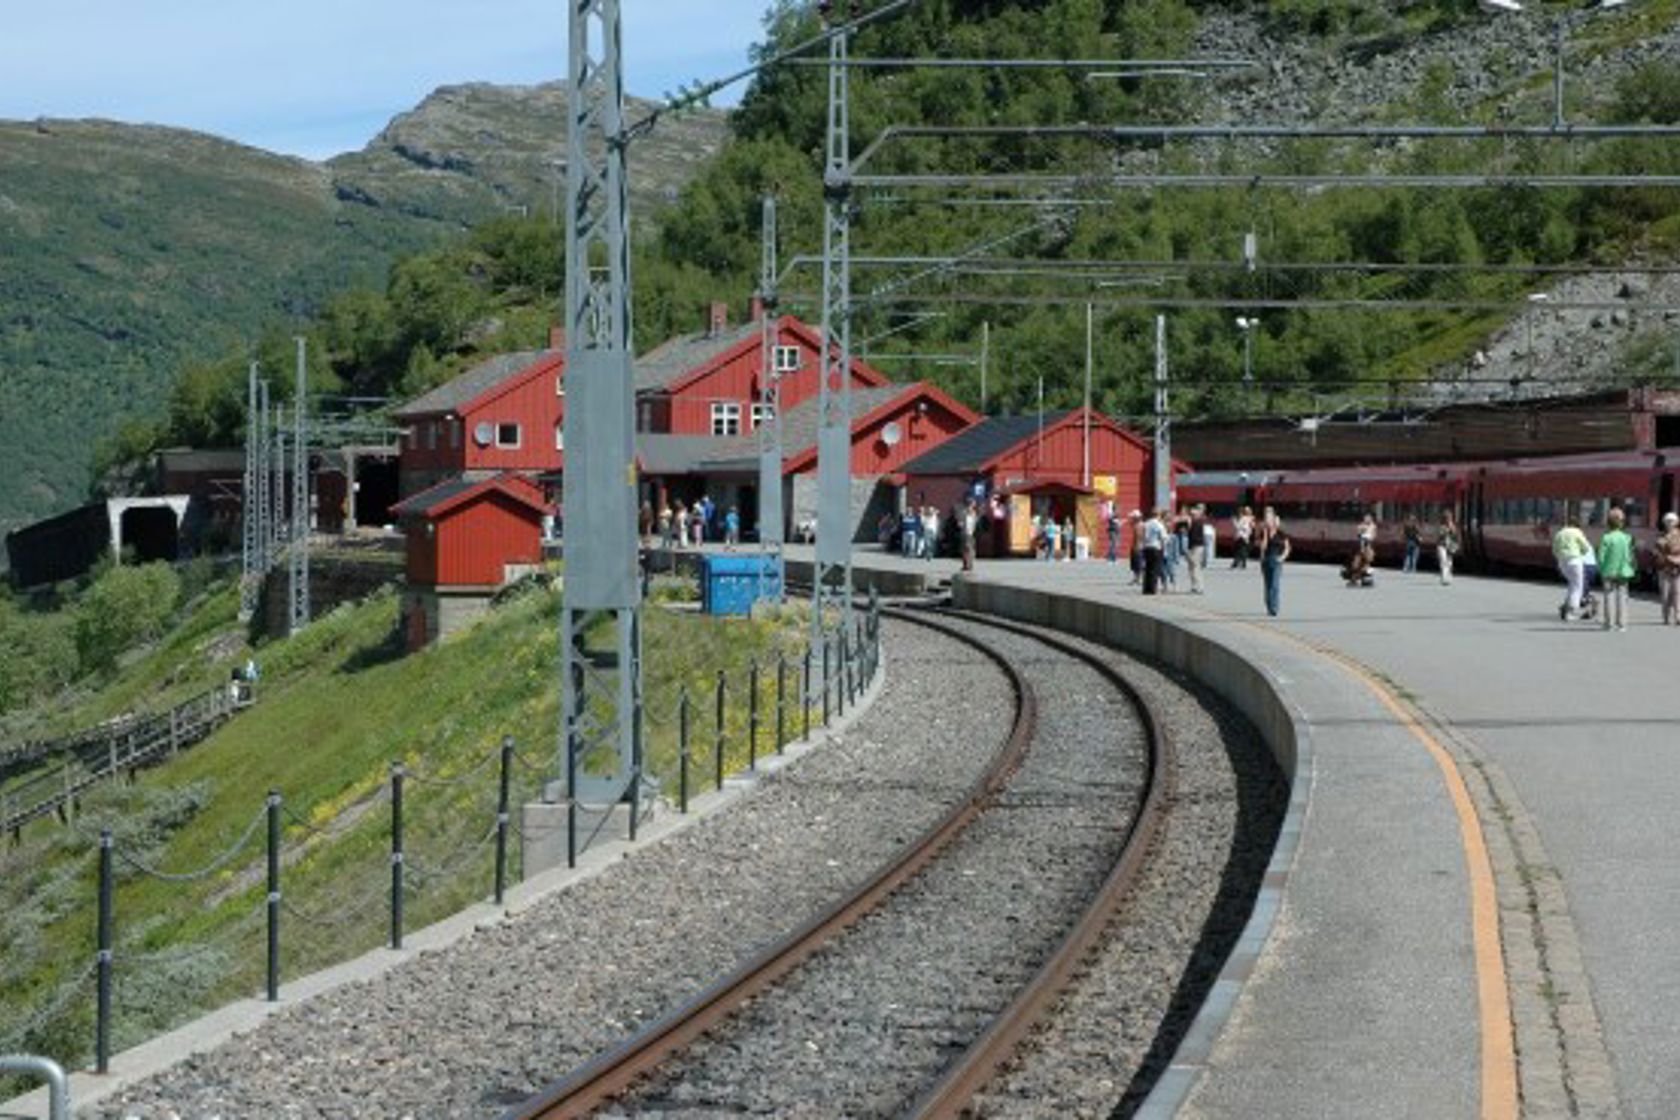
[328,82,728,227]
[1172,8,1680,400]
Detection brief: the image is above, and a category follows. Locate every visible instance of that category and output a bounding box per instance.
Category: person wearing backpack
[1597,506,1637,632]
[1657,512,1680,625]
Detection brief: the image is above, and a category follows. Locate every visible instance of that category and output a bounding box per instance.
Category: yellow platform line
[1175,598,1519,1119]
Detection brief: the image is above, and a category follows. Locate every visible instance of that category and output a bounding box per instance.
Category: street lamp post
[1236,316,1257,409]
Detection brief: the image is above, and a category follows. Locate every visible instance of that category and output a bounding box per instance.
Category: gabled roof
[898,412,1071,475]
[393,349,561,419]
[391,473,549,520]
[634,315,892,396]
[633,321,762,393]
[901,407,1154,476]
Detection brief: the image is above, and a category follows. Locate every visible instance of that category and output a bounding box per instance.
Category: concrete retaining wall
[950,574,1310,1117]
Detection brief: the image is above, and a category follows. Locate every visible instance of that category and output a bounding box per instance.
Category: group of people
[653,496,742,550]
[1123,504,1220,597]
[1553,509,1680,630]
[1340,512,1462,589]
[893,505,943,560]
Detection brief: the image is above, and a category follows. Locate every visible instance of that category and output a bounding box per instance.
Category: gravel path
[605,612,1150,1118]
[967,621,1288,1120]
[91,619,1011,1120]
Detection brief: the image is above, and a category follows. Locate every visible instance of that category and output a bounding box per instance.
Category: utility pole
[1083,302,1093,488]
[979,320,990,414]
[560,0,647,838]
[1154,314,1171,512]
[240,361,260,622]
[288,338,310,634]
[1036,372,1045,471]
[813,7,853,641]
[757,194,785,603]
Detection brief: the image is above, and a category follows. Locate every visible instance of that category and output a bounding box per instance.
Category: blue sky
[0,2,769,160]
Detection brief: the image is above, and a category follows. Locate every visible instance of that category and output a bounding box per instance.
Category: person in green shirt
[1597,506,1637,632]
[1553,515,1593,621]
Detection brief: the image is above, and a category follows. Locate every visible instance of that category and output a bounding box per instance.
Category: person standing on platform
[1657,512,1680,625]
[1128,511,1144,586]
[1106,503,1122,563]
[1186,504,1207,594]
[1402,514,1422,573]
[1597,507,1636,632]
[1553,514,1593,621]
[961,501,978,573]
[1232,506,1254,569]
[923,506,940,560]
[1437,511,1460,586]
[724,506,741,547]
[1141,508,1166,594]
[1259,507,1290,617]
[1043,516,1060,563]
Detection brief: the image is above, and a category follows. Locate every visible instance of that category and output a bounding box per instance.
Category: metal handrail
[0,1054,70,1120]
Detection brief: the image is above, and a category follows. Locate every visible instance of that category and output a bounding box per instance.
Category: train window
[1621,499,1646,529]
[1584,499,1606,526]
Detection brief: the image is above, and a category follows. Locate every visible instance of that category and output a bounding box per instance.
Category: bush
[74,563,181,676]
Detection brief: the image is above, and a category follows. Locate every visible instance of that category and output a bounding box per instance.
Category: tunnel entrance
[120,506,179,565]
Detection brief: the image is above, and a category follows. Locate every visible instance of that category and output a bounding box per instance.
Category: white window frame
[556,374,565,397]
[555,424,564,451]
[750,402,775,430]
[773,345,801,373]
[495,422,522,449]
[710,401,742,436]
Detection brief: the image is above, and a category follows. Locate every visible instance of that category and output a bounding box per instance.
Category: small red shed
[391,473,550,649]
[900,408,1174,556]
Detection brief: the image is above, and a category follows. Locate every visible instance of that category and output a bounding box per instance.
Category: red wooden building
[900,408,1170,556]
[391,473,550,649]
[393,346,566,498]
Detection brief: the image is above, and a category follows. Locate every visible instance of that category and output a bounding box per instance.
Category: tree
[74,563,181,677]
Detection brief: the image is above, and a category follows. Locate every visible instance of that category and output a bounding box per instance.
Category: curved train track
[509,606,1175,1119]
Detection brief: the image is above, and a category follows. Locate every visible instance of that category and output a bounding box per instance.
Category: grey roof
[899,411,1072,475]
[633,322,761,393]
[390,476,483,517]
[636,434,742,476]
[157,448,246,473]
[394,349,557,418]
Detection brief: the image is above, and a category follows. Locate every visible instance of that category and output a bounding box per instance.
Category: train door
[1464,476,1485,564]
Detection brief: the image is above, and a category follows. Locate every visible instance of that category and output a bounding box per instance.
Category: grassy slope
[0,576,810,1072]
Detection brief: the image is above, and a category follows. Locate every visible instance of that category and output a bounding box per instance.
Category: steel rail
[507,608,1039,1120]
[907,608,1175,1118]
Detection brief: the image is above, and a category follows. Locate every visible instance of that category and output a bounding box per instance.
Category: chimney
[708,301,729,337]
[548,325,565,351]
[750,294,766,323]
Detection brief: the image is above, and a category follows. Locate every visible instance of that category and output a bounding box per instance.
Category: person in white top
[1231,507,1254,570]
[1141,509,1167,594]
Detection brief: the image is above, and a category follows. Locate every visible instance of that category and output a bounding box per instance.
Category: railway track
[509,606,1173,1119]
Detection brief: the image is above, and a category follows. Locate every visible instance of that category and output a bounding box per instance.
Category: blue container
[700,554,783,616]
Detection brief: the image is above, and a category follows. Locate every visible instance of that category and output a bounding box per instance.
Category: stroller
[1341,546,1376,588]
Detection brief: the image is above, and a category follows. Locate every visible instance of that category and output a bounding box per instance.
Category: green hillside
[0,90,727,542]
[1,573,810,1075]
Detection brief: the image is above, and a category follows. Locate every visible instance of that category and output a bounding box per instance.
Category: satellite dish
[882,421,903,447]
[474,421,494,447]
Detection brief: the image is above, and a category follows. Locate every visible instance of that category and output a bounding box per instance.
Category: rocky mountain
[0,86,726,543]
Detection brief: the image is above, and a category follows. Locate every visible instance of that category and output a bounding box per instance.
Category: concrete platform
[949,554,1680,1118]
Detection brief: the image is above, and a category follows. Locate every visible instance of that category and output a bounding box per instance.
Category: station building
[899,408,1172,557]
[391,473,549,649]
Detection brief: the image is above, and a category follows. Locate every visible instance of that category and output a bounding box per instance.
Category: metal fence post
[494,737,513,907]
[802,646,812,741]
[714,669,726,792]
[821,637,831,727]
[839,629,851,716]
[776,654,787,755]
[748,660,760,771]
[95,828,113,1074]
[266,790,281,1001]
[389,762,405,950]
[679,688,691,814]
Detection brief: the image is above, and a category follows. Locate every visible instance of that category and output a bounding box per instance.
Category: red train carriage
[1182,452,1680,580]
[1468,451,1679,576]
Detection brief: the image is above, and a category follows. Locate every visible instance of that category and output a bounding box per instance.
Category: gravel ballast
[92,619,1011,1120]
[605,611,1151,1117]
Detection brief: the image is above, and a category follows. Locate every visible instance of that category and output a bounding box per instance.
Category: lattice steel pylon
[756,193,785,603]
[240,361,261,622]
[813,13,853,641]
[560,0,648,856]
[288,337,311,634]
